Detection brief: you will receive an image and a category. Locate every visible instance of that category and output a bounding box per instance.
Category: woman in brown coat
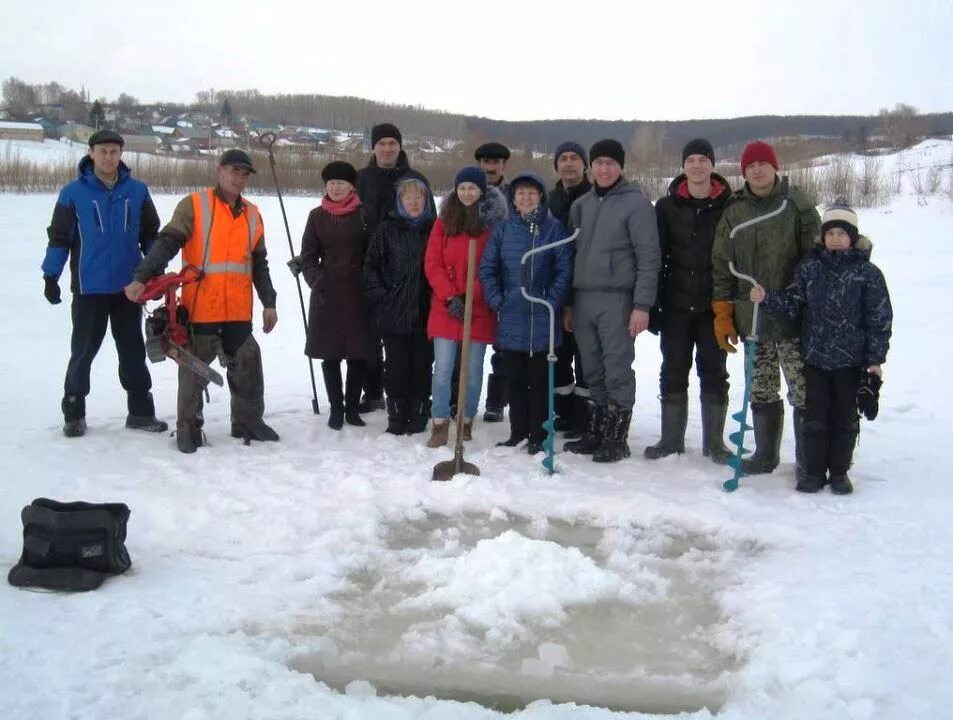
[300,161,373,429]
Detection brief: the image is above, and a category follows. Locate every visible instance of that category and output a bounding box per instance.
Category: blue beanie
[554,141,588,170]
[454,166,487,194]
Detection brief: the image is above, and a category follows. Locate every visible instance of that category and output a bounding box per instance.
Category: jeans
[432,336,487,419]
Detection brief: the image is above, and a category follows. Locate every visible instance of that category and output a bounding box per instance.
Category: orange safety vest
[181,189,263,323]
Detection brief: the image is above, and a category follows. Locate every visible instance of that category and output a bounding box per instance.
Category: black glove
[286,255,303,278]
[446,295,465,321]
[43,276,61,305]
[857,372,883,421]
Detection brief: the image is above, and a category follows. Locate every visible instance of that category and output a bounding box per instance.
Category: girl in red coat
[424,167,507,447]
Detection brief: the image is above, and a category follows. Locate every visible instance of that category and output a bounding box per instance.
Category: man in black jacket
[645,139,732,463]
[474,141,513,422]
[548,141,591,436]
[355,123,432,412]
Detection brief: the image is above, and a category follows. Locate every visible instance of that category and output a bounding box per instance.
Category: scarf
[321,191,361,217]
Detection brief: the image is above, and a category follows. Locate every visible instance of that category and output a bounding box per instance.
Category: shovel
[432,235,481,481]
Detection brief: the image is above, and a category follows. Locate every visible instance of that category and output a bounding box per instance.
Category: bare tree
[855,155,884,207]
[2,76,37,117]
[878,103,920,149]
[117,93,138,109]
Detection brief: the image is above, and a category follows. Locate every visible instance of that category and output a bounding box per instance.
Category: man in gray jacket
[564,139,660,462]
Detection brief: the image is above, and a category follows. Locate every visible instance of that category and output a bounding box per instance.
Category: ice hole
[290,513,751,714]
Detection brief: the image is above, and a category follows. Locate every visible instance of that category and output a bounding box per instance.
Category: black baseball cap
[219,149,257,173]
[88,130,125,148]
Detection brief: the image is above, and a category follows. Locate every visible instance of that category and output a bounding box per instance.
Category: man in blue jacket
[42,130,168,438]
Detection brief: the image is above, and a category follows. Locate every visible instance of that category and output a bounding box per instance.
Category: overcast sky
[3,0,950,121]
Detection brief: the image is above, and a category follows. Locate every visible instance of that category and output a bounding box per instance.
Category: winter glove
[43,276,62,305]
[857,372,883,421]
[711,300,738,353]
[446,295,465,321]
[286,255,303,278]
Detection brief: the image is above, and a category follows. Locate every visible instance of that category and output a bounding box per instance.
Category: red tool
[138,265,224,386]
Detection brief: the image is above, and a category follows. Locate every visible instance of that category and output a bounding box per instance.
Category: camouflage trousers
[177,332,265,432]
[745,338,806,408]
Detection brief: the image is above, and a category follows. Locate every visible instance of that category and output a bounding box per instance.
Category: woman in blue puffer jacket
[479,172,573,452]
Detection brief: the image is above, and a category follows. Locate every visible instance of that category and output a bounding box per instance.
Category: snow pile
[396,529,651,635]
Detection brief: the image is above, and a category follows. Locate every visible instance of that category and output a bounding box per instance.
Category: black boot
[385,398,407,435]
[62,395,86,438]
[593,403,632,463]
[345,365,366,427]
[357,393,386,413]
[563,394,589,440]
[126,392,167,432]
[644,394,687,460]
[700,393,732,465]
[404,399,430,435]
[828,421,859,495]
[564,401,604,454]
[553,392,574,432]
[483,374,506,423]
[126,415,170,433]
[322,361,345,430]
[796,472,828,493]
[741,400,784,475]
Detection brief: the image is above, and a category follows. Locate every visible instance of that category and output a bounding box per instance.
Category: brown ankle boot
[461,418,473,441]
[426,419,450,448]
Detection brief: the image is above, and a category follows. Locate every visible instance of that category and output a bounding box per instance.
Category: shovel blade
[432,458,480,482]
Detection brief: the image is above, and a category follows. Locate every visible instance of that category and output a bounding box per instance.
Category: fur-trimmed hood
[479,184,508,227]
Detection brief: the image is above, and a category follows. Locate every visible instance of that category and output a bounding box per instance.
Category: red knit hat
[740,141,779,175]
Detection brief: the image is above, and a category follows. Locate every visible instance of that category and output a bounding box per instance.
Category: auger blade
[727,431,751,447]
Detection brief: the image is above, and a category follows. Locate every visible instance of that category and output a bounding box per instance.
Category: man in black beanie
[644,138,733,464]
[355,123,433,412]
[548,141,592,436]
[563,139,660,462]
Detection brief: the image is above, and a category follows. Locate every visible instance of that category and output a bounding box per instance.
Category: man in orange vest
[125,150,279,453]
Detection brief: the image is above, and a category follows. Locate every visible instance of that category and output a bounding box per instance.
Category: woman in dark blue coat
[479,172,573,452]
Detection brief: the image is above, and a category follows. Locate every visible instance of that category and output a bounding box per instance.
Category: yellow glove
[712,300,738,354]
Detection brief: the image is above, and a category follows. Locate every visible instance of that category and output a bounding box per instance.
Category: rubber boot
[322,362,345,430]
[385,398,407,435]
[792,407,808,485]
[644,394,688,460]
[564,401,604,454]
[230,420,279,442]
[701,393,733,465]
[176,420,204,454]
[741,400,784,475]
[593,403,632,463]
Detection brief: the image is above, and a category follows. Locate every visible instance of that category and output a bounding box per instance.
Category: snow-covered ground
[1,147,952,719]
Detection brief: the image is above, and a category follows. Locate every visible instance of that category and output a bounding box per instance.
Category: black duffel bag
[8,498,131,592]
